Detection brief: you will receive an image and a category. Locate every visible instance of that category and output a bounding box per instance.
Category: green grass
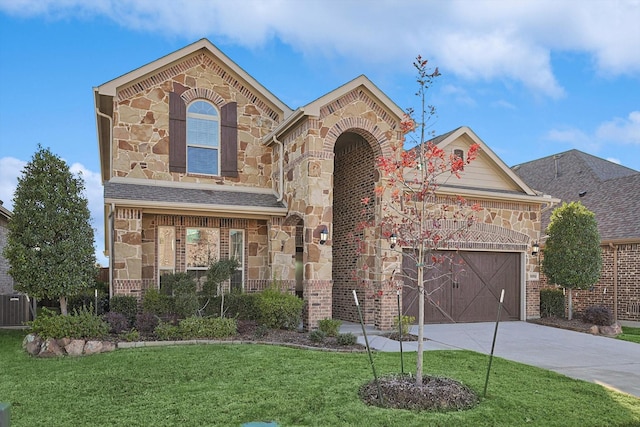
[1,330,639,426]
[618,326,640,344]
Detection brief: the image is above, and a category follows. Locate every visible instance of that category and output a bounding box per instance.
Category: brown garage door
[402,251,520,323]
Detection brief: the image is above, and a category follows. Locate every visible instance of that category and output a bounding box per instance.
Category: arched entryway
[332,131,377,323]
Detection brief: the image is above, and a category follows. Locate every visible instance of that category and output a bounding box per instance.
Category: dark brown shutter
[169,92,186,173]
[220,101,238,177]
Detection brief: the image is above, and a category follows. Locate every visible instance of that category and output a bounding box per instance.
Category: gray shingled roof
[512,149,640,241]
[104,181,285,210]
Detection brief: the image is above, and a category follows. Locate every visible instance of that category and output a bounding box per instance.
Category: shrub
[154,321,181,341]
[393,315,416,336]
[109,295,138,325]
[142,289,174,317]
[174,293,200,319]
[222,292,258,320]
[253,324,270,339]
[540,288,565,318]
[254,289,304,330]
[135,312,159,335]
[318,318,342,337]
[103,311,130,334]
[68,291,109,315]
[29,307,109,339]
[582,306,615,326]
[336,332,357,346]
[119,328,140,342]
[160,272,196,296]
[178,316,237,339]
[309,330,326,343]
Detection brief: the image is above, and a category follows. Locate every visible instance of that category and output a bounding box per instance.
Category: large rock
[101,341,116,353]
[22,334,43,356]
[39,338,64,358]
[84,340,104,355]
[65,339,86,356]
[598,323,623,337]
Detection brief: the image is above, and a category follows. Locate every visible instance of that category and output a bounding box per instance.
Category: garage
[402,250,521,323]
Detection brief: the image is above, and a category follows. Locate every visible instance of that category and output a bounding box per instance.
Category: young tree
[542,201,601,320]
[355,57,480,386]
[4,146,97,315]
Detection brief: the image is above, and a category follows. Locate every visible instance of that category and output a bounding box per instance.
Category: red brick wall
[540,243,640,321]
[332,133,376,323]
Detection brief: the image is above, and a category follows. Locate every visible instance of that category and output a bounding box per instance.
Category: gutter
[95,97,113,182]
[272,135,285,202]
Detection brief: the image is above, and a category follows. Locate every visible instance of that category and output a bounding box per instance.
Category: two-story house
[95,39,556,329]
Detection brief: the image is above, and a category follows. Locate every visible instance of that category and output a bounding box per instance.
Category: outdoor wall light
[531,242,540,256]
[389,233,397,249]
[319,226,328,245]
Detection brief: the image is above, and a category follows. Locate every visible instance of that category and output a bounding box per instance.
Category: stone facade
[96,40,552,330]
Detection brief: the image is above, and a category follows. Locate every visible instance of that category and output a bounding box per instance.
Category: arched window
[187,100,219,175]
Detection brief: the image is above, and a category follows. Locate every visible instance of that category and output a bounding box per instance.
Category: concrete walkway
[340,321,640,398]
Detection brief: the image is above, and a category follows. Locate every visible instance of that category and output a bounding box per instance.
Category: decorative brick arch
[283,213,304,227]
[432,221,531,251]
[323,117,392,158]
[180,88,226,107]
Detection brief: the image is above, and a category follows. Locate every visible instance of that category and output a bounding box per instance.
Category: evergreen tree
[542,201,601,320]
[4,146,97,315]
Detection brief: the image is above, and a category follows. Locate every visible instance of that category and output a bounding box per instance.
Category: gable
[432,127,538,196]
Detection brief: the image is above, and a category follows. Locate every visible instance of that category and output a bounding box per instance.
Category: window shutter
[220,102,238,177]
[169,92,186,173]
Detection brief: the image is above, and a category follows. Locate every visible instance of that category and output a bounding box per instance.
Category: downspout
[272,135,285,202]
[108,203,115,299]
[95,107,113,181]
[609,243,618,322]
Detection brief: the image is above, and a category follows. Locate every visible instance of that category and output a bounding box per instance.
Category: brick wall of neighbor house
[112,52,280,189]
[540,243,640,322]
[0,214,14,295]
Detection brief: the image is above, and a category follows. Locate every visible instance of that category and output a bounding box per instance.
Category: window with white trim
[187,100,220,175]
[229,229,244,292]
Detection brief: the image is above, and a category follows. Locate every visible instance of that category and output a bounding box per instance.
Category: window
[169,93,238,177]
[186,227,220,286]
[187,101,219,175]
[229,230,244,292]
[158,227,175,286]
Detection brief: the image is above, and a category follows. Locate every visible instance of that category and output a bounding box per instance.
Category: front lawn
[619,326,640,344]
[1,329,638,426]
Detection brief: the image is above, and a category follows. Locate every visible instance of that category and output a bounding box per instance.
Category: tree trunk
[567,288,573,320]
[59,296,68,316]
[416,263,424,386]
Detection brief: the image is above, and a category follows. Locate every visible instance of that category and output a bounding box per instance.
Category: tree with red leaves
[354,57,481,385]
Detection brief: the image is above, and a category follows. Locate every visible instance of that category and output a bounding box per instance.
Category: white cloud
[596,111,640,145]
[1,0,638,98]
[440,84,476,107]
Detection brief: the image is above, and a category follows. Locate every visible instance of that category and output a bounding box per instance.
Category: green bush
[309,330,326,343]
[178,316,237,339]
[68,291,109,315]
[119,328,140,342]
[160,272,196,296]
[393,315,416,336]
[582,306,615,326]
[154,321,181,341]
[109,295,138,325]
[254,289,304,330]
[29,307,109,339]
[200,292,259,319]
[336,332,357,346]
[318,318,342,337]
[142,289,174,317]
[253,324,270,339]
[540,288,565,318]
[175,293,200,319]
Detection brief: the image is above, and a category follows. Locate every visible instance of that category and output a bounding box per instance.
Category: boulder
[22,334,43,356]
[101,341,116,353]
[39,338,65,358]
[598,323,622,337]
[65,339,86,356]
[84,340,103,355]
[589,325,599,335]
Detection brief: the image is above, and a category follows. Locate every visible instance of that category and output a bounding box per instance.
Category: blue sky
[1,0,639,266]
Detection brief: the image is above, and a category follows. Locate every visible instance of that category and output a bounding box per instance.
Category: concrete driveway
[344,321,640,398]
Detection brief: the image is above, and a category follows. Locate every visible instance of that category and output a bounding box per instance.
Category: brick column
[303,279,332,330]
[113,208,143,296]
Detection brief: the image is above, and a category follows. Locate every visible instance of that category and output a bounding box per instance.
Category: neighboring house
[0,200,14,295]
[513,149,640,322]
[94,39,555,329]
